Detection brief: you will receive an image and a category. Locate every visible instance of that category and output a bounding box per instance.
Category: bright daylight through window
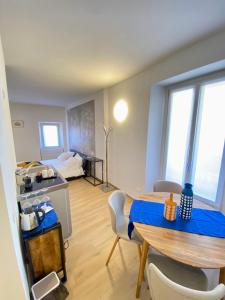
[165,88,194,184]
[165,77,225,205]
[40,123,60,148]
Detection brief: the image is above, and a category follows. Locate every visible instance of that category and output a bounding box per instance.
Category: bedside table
[84,157,104,186]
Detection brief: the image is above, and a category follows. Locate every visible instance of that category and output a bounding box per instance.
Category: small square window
[40,123,62,148]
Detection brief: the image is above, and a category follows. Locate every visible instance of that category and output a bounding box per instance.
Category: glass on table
[38,188,50,204]
[40,194,50,204]
[21,200,33,213]
[32,198,41,208]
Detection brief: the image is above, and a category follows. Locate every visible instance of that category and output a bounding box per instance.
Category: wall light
[113,99,128,123]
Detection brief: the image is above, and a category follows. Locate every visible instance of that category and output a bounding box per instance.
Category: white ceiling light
[113,99,128,123]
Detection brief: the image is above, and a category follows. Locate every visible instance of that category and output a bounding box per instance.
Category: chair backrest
[148,263,225,300]
[108,191,126,234]
[153,180,182,194]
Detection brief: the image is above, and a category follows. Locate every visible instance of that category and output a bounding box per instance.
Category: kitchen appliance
[23,175,33,191]
[20,207,45,231]
[36,172,42,183]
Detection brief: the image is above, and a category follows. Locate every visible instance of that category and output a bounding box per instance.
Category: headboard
[70,149,89,175]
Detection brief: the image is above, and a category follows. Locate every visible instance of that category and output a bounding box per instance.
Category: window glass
[193,81,225,201]
[165,88,194,184]
[42,125,59,147]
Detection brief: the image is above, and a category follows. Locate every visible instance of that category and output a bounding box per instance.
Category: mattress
[41,158,84,179]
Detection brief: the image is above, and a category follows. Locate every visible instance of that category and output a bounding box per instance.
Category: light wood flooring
[65,178,150,300]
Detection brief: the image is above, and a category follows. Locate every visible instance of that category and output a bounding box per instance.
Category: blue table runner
[128,200,225,239]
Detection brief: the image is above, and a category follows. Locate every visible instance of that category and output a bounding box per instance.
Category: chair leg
[137,244,142,261]
[106,235,120,266]
[137,244,147,283]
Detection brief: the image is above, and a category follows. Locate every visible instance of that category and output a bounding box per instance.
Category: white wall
[106,29,225,198]
[145,85,166,192]
[0,37,28,299]
[10,103,68,161]
[108,72,150,195]
[63,30,225,198]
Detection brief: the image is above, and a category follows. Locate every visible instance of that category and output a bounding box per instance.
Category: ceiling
[0,0,225,106]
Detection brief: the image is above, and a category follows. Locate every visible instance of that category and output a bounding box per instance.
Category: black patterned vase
[179,183,193,220]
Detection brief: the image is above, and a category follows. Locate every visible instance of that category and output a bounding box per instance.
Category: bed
[41,150,88,180]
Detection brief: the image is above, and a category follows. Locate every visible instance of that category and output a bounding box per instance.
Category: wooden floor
[65,178,150,300]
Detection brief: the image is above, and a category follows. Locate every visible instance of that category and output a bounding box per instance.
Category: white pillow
[74,153,83,161]
[57,151,74,161]
[64,156,82,168]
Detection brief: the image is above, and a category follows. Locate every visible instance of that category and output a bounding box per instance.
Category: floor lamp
[100,126,114,192]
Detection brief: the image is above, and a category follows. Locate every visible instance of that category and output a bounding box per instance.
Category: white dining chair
[106,190,142,266]
[147,262,225,300]
[153,180,182,194]
[147,252,208,291]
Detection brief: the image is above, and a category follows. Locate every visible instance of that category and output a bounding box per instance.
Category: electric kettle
[20,207,45,231]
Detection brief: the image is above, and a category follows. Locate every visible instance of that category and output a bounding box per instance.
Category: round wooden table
[134,192,225,298]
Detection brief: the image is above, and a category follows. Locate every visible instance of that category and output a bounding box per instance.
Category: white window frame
[163,70,225,209]
[39,122,64,149]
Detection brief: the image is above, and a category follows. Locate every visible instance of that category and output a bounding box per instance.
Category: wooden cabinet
[23,223,67,284]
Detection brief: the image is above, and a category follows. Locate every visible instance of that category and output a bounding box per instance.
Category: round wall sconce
[113,99,128,123]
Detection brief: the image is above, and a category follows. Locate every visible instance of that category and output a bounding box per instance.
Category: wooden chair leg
[106,235,120,266]
[137,244,147,283]
[137,244,142,261]
[136,240,149,298]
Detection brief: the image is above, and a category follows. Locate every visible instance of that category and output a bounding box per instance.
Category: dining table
[134,192,225,298]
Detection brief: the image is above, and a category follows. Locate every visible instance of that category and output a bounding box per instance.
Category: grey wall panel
[67,100,95,155]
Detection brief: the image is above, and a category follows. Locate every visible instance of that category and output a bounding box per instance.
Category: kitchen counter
[19,176,68,196]
[17,166,69,199]
[17,166,72,240]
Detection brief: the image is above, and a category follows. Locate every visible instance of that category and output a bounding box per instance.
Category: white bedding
[41,157,84,179]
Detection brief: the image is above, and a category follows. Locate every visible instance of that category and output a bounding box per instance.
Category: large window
[165,76,225,206]
[39,122,62,148]
[165,88,194,184]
